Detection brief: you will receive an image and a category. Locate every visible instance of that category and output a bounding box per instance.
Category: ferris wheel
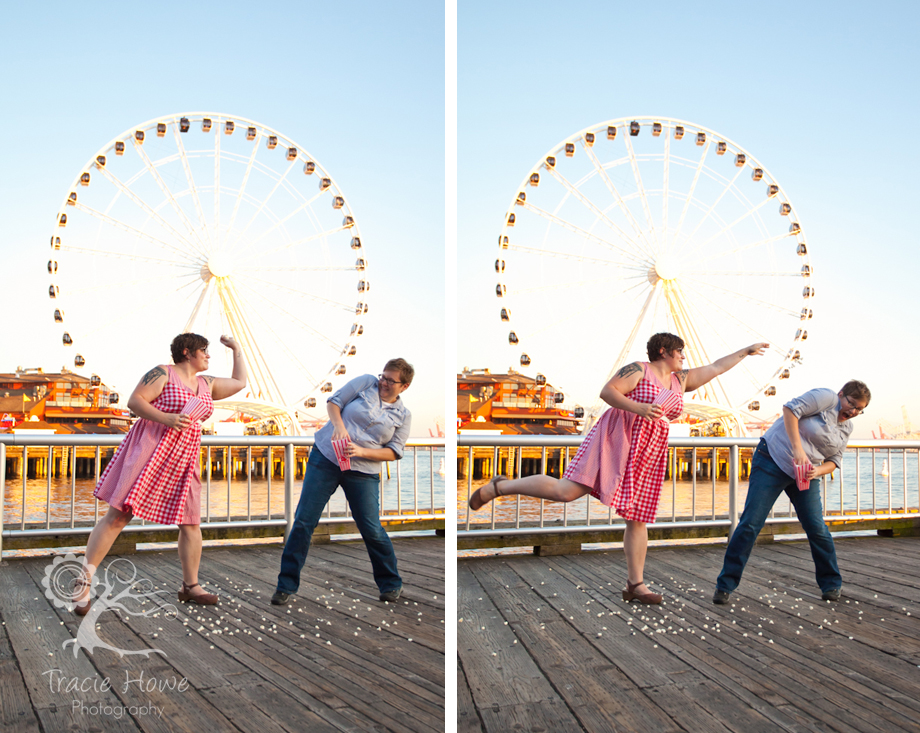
[48,113,368,429]
[494,117,814,434]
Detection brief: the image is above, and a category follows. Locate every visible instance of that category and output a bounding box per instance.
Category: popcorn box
[652,388,681,421]
[331,438,351,471]
[180,395,210,422]
[794,462,813,492]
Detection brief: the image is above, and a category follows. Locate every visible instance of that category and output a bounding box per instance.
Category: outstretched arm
[208,335,248,401]
[599,362,664,421]
[683,343,769,392]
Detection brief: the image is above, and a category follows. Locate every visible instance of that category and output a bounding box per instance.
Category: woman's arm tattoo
[678,369,689,384]
[141,366,166,385]
[614,362,641,379]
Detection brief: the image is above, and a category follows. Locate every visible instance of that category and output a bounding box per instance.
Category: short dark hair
[841,380,870,404]
[646,333,685,362]
[171,333,209,364]
[383,358,414,386]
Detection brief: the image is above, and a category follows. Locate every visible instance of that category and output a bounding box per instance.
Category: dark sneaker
[821,588,841,602]
[271,591,292,606]
[712,590,731,605]
[379,586,403,603]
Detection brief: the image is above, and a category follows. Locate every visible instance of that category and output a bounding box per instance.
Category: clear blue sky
[0,0,445,435]
[458,0,920,438]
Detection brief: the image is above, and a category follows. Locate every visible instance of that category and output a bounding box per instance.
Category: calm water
[3,447,446,526]
[458,449,920,525]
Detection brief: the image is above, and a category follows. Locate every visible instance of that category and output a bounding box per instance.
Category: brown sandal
[72,577,92,617]
[178,582,219,605]
[469,475,507,511]
[622,580,662,605]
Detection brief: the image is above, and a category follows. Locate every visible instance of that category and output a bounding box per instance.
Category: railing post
[729,443,739,538]
[284,442,295,541]
[0,442,5,562]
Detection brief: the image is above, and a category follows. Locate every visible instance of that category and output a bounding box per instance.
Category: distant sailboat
[879,459,889,477]
[438,458,445,477]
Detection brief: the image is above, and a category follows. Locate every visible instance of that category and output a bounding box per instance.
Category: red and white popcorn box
[180,395,210,423]
[794,462,813,491]
[331,438,352,471]
[652,388,682,421]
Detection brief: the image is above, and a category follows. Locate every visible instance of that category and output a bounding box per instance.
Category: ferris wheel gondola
[494,117,814,434]
[48,113,368,431]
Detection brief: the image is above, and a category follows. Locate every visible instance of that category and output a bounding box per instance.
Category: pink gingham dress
[563,364,683,523]
[94,366,214,525]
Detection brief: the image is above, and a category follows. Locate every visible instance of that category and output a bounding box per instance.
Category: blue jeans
[276,449,402,594]
[716,440,841,594]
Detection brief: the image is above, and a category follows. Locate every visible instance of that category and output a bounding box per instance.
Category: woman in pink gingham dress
[469,333,768,604]
[72,333,247,615]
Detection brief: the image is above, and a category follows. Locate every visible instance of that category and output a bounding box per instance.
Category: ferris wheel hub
[203,253,235,280]
[651,254,682,283]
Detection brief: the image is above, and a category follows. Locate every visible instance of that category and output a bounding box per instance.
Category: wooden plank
[456,658,483,733]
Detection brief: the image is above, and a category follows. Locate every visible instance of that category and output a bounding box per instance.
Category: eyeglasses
[378,374,404,387]
[841,394,865,416]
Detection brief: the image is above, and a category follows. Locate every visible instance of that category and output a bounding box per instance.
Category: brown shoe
[468,475,507,511]
[72,577,92,617]
[178,582,218,605]
[622,580,662,605]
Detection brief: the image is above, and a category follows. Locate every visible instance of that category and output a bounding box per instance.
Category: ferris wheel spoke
[598,283,661,391]
[133,134,210,254]
[229,159,300,249]
[662,133,671,236]
[93,165,207,259]
[669,141,711,249]
[682,275,802,318]
[696,230,798,263]
[519,202,650,267]
[63,271,198,300]
[689,195,775,256]
[506,243,637,268]
[509,273,645,297]
[168,128,214,253]
[682,165,746,244]
[673,280,781,385]
[581,144,657,258]
[220,280,319,388]
[242,274,356,313]
[72,203,203,266]
[234,278,346,352]
[61,244,200,270]
[183,280,212,333]
[217,280,286,403]
[236,222,355,264]
[622,133,660,252]
[246,265,360,272]
[237,189,328,252]
[226,132,261,236]
[214,128,221,249]
[543,166,651,263]
[518,283,636,341]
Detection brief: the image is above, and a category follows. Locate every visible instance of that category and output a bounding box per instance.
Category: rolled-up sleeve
[785,388,837,419]
[384,411,411,460]
[328,374,377,409]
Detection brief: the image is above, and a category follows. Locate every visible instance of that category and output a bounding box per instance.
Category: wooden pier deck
[0,536,444,732]
[459,536,920,732]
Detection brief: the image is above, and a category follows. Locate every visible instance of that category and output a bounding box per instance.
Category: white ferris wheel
[494,117,814,435]
[48,113,369,432]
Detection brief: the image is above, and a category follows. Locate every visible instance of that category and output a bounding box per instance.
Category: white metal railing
[458,435,920,541]
[0,434,444,557]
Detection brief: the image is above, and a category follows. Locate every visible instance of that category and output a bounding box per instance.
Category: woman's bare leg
[177,524,209,597]
[474,474,592,506]
[624,520,652,593]
[77,506,133,602]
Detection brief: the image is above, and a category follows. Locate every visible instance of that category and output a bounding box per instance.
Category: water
[458,448,920,526]
[3,447,446,527]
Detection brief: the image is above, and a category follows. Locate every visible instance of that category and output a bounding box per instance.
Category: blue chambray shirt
[762,388,853,479]
[314,374,412,476]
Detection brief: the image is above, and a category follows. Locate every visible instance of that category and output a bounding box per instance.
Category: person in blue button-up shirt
[713,380,870,606]
[272,359,413,606]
